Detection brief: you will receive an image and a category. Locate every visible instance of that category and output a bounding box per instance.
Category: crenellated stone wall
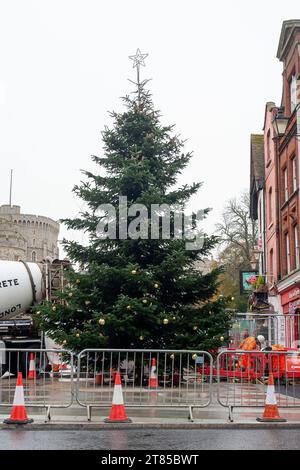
[0,205,59,262]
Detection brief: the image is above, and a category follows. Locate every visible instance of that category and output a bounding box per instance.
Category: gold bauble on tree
[163,318,169,325]
[139,335,144,341]
[220,336,224,342]
[142,299,148,304]
[131,270,137,275]
[99,318,105,326]
[76,279,81,284]
[126,305,132,310]
[76,333,80,338]
[68,292,73,298]
[154,283,159,289]
[85,300,91,306]
[192,354,198,360]
[52,306,56,312]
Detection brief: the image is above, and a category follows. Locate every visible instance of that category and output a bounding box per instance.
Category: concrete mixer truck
[0,258,70,349]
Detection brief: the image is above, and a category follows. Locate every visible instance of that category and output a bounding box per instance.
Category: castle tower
[0,204,59,262]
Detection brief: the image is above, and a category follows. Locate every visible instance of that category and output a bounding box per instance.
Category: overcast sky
[0,1,299,251]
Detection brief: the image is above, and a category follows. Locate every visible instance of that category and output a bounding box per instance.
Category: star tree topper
[129,48,149,96]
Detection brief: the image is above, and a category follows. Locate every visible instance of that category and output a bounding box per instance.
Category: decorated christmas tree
[35,50,231,352]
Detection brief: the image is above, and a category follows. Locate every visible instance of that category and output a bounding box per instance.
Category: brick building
[276,21,300,326]
[263,102,280,314]
[249,20,300,345]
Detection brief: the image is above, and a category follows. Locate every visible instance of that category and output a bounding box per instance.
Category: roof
[250,134,264,181]
[250,134,264,220]
[277,19,300,61]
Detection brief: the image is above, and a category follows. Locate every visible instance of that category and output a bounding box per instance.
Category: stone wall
[0,205,59,262]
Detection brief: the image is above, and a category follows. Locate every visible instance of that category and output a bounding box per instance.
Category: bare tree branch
[216,191,258,267]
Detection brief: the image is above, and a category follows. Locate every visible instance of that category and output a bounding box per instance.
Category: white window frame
[268,187,272,224]
[284,168,288,202]
[286,233,291,274]
[292,157,297,192]
[295,225,299,270]
[290,75,297,113]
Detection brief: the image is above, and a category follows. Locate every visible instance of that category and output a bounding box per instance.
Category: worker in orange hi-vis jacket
[271,344,285,375]
[238,331,257,371]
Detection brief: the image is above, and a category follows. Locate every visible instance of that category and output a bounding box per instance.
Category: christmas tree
[36,52,231,352]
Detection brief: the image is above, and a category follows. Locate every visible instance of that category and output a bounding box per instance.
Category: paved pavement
[1,429,300,450]
[1,377,300,426]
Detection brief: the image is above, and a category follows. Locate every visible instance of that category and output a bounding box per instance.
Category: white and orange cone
[148,358,159,389]
[28,353,37,380]
[256,373,286,422]
[104,371,132,423]
[4,372,33,425]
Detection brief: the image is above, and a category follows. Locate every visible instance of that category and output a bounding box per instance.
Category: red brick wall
[279,35,300,278]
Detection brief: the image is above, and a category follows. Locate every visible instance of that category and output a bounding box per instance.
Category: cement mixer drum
[0,260,44,320]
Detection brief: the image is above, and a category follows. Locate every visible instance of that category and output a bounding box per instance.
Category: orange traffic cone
[4,372,34,425]
[148,358,159,389]
[28,353,37,380]
[256,373,286,422]
[104,372,132,423]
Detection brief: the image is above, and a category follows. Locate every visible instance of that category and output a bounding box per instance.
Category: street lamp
[250,260,257,270]
[272,107,289,137]
[250,247,260,270]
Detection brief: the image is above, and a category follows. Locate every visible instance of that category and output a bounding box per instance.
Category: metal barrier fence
[2,347,300,423]
[0,349,74,422]
[76,349,213,421]
[217,349,300,421]
[229,314,300,349]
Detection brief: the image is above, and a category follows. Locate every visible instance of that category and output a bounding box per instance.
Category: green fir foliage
[35,83,231,352]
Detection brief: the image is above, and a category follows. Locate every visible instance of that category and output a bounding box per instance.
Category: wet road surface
[0,429,300,450]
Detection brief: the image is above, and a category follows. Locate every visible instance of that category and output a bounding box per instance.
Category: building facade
[250,20,300,346]
[250,134,265,277]
[276,21,300,332]
[263,102,281,314]
[0,205,59,262]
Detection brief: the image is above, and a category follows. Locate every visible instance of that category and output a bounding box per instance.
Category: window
[269,248,274,277]
[32,251,36,262]
[292,157,297,192]
[268,187,273,224]
[290,75,297,113]
[295,225,299,270]
[258,198,262,233]
[283,168,288,202]
[266,130,271,161]
[286,233,291,274]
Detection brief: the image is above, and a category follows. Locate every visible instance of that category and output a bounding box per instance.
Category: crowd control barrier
[76,349,214,421]
[0,348,74,422]
[2,347,300,423]
[216,349,300,421]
